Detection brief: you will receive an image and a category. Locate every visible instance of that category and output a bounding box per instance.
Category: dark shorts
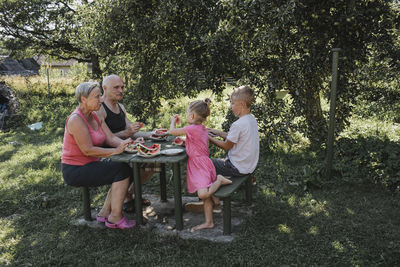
[62,161,132,187]
[211,157,245,177]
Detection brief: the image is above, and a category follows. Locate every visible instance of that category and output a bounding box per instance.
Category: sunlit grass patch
[0,218,19,265]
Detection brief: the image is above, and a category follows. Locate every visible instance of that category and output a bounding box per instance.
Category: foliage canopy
[1,0,399,145]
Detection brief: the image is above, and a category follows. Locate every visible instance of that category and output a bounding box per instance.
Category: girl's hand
[170,115,177,125]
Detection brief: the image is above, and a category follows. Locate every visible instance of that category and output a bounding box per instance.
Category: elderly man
[97,74,157,211]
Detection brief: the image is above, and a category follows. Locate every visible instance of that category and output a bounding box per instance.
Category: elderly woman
[61,81,135,229]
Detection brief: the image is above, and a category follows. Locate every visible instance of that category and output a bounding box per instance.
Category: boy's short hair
[231,85,254,108]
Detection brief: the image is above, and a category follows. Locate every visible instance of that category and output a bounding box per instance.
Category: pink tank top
[61,107,106,165]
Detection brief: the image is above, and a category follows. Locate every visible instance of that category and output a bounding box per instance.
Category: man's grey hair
[102,74,122,89]
[75,81,100,103]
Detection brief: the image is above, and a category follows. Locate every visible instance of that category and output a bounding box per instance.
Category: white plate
[161,148,184,156]
[137,151,161,158]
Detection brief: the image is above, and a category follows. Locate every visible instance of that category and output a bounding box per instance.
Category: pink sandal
[96,215,108,223]
[105,217,136,229]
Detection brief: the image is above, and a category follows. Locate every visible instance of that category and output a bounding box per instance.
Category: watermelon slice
[173,137,185,146]
[137,143,161,155]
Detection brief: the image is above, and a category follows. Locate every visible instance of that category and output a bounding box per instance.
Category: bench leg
[82,187,92,221]
[245,175,253,205]
[222,196,231,235]
[160,163,167,202]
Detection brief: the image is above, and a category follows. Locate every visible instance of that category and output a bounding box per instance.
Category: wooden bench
[214,174,253,235]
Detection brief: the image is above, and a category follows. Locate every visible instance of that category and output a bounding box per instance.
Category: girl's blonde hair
[188,98,211,123]
[231,85,254,108]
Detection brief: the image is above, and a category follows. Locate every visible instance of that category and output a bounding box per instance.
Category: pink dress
[184,124,217,193]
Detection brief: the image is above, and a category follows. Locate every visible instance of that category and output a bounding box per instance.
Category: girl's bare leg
[192,196,214,231]
[212,195,220,210]
[202,175,232,199]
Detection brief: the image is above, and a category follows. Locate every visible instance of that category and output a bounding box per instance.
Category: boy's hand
[207,128,228,139]
[207,128,218,136]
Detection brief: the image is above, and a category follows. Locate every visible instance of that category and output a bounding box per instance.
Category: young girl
[170,98,232,231]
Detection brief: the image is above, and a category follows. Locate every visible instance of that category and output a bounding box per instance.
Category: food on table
[133,137,145,144]
[172,137,185,146]
[125,143,138,153]
[174,114,181,125]
[137,143,161,156]
[150,134,165,140]
[155,128,168,135]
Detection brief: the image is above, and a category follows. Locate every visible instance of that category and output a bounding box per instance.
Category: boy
[184,85,259,213]
[208,85,259,176]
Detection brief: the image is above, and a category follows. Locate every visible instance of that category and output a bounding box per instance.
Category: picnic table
[110,136,187,230]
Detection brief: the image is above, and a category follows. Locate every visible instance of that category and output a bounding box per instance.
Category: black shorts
[211,157,245,177]
[62,161,132,187]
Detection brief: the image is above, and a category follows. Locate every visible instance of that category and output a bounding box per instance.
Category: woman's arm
[67,114,128,157]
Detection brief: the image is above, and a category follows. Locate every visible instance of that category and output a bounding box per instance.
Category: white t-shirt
[226,114,259,174]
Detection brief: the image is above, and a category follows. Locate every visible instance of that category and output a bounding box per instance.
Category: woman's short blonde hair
[75,82,100,103]
[231,85,254,108]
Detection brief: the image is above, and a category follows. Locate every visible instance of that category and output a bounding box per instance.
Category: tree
[0,0,102,78]
[217,0,399,145]
[3,0,398,146]
[76,0,232,121]
[79,0,399,146]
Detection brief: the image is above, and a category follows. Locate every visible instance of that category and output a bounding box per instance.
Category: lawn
[0,77,399,266]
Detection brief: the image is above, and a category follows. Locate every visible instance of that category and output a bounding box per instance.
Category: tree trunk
[90,54,102,80]
[303,87,327,146]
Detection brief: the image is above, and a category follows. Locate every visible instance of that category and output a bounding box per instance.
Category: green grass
[1,77,400,266]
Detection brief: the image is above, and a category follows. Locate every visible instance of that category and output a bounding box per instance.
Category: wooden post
[46,68,50,95]
[326,48,341,179]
